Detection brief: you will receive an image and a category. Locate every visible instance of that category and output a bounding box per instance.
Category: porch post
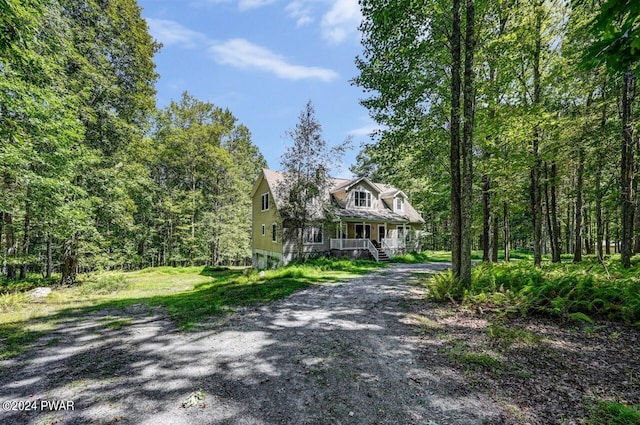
[403,223,407,250]
[362,221,366,248]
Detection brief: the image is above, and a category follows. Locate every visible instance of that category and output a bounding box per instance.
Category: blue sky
[139,0,378,177]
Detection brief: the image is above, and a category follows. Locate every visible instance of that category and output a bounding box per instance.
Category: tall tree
[581,0,640,267]
[277,101,346,262]
[356,0,476,287]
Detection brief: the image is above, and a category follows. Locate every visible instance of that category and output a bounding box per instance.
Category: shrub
[426,270,463,302]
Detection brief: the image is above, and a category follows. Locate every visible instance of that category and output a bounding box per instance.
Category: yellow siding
[252,176,282,253]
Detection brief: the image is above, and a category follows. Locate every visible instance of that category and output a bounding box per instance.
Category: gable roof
[330,176,381,194]
[254,169,424,224]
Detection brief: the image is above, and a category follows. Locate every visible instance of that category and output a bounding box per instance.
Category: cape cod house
[251,169,424,268]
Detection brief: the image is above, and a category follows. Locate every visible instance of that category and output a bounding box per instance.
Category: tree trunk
[503,202,510,262]
[482,174,491,262]
[567,202,573,254]
[46,233,53,279]
[460,0,475,286]
[595,153,604,262]
[585,206,593,255]
[450,0,462,279]
[634,202,640,253]
[605,217,611,255]
[574,147,584,263]
[621,69,635,268]
[0,212,4,276]
[60,236,78,285]
[544,162,557,262]
[19,202,31,279]
[492,212,499,262]
[530,5,543,267]
[550,162,561,261]
[5,212,16,280]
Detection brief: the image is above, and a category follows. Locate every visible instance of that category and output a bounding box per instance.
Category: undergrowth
[425,256,640,324]
[586,400,640,424]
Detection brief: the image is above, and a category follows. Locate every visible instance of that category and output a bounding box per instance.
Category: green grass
[391,248,535,264]
[0,259,383,359]
[587,400,640,424]
[445,342,503,372]
[391,251,453,263]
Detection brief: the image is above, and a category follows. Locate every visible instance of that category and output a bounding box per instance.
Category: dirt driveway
[1,263,507,425]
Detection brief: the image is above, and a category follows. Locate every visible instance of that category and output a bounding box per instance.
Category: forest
[1,0,640,287]
[353,0,640,284]
[0,0,265,285]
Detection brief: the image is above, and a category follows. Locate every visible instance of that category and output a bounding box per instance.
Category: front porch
[329,237,406,261]
[329,220,410,261]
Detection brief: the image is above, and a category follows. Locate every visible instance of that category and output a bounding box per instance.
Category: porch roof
[335,208,410,224]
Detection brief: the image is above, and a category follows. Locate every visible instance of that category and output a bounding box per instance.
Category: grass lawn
[0,258,385,359]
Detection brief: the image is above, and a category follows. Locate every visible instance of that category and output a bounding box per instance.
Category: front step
[376,248,390,262]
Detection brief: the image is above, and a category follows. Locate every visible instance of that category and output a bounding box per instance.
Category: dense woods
[2,0,639,286]
[0,0,264,283]
[354,0,640,277]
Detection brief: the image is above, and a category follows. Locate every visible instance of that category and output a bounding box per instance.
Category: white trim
[261,224,265,236]
[271,222,277,242]
[261,193,270,211]
[303,226,324,245]
[354,190,372,208]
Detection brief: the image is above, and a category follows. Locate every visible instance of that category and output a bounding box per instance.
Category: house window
[261,193,270,211]
[272,223,277,242]
[395,197,404,211]
[261,224,265,236]
[397,225,411,241]
[303,227,323,244]
[354,190,372,208]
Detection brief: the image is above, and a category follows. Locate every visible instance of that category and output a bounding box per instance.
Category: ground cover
[0,258,384,359]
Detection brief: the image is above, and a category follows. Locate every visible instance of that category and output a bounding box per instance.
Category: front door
[355,224,371,239]
[378,225,386,241]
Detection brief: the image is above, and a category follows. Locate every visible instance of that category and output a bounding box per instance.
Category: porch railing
[330,238,379,261]
[381,237,406,257]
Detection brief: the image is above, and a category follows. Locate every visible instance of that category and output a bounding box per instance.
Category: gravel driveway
[1,263,505,424]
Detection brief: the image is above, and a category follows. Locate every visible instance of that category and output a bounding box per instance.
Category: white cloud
[238,0,278,10]
[200,0,277,10]
[146,18,208,48]
[285,0,314,27]
[321,0,361,44]
[284,0,361,43]
[209,38,339,82]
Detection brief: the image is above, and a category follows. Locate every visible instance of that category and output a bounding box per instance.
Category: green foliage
[426,270,463,302]
[587,400,640,425]
[581,0,640,73]
[466,260,640,323]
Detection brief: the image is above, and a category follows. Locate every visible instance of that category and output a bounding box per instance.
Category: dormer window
[395,197,404,211]
[354,190,372,208]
